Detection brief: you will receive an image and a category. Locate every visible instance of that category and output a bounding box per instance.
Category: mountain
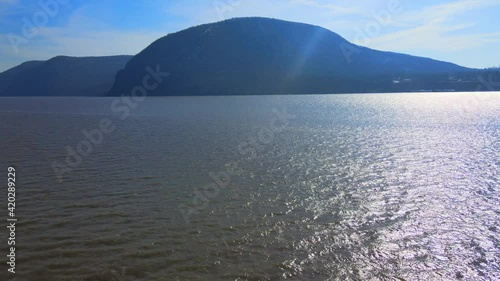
[1,18,489,97]
[0,55,132,96]
[109,17,477,96]
[0,60,44,94]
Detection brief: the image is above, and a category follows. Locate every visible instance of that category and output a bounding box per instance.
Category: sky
[0,0,499,72]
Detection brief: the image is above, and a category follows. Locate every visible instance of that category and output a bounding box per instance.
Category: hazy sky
[1,0,499,72]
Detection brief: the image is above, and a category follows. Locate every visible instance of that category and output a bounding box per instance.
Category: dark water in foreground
[0,93,499,281]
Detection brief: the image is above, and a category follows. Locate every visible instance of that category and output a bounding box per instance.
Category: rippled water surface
[0,93,499,280]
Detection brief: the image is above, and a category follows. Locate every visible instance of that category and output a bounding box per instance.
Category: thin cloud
[291,0,360,16]
[403,0,499,24]
[369,24,500,52]
[0,10,171,70]
[366,0,500,53]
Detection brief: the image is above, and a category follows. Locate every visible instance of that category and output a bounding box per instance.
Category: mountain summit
[109,17,471,96]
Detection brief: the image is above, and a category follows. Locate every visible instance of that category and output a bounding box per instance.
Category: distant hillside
[0,61,44,94]
[109,17,477,96]
[0,56,132,96]
[1,18,492,97]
